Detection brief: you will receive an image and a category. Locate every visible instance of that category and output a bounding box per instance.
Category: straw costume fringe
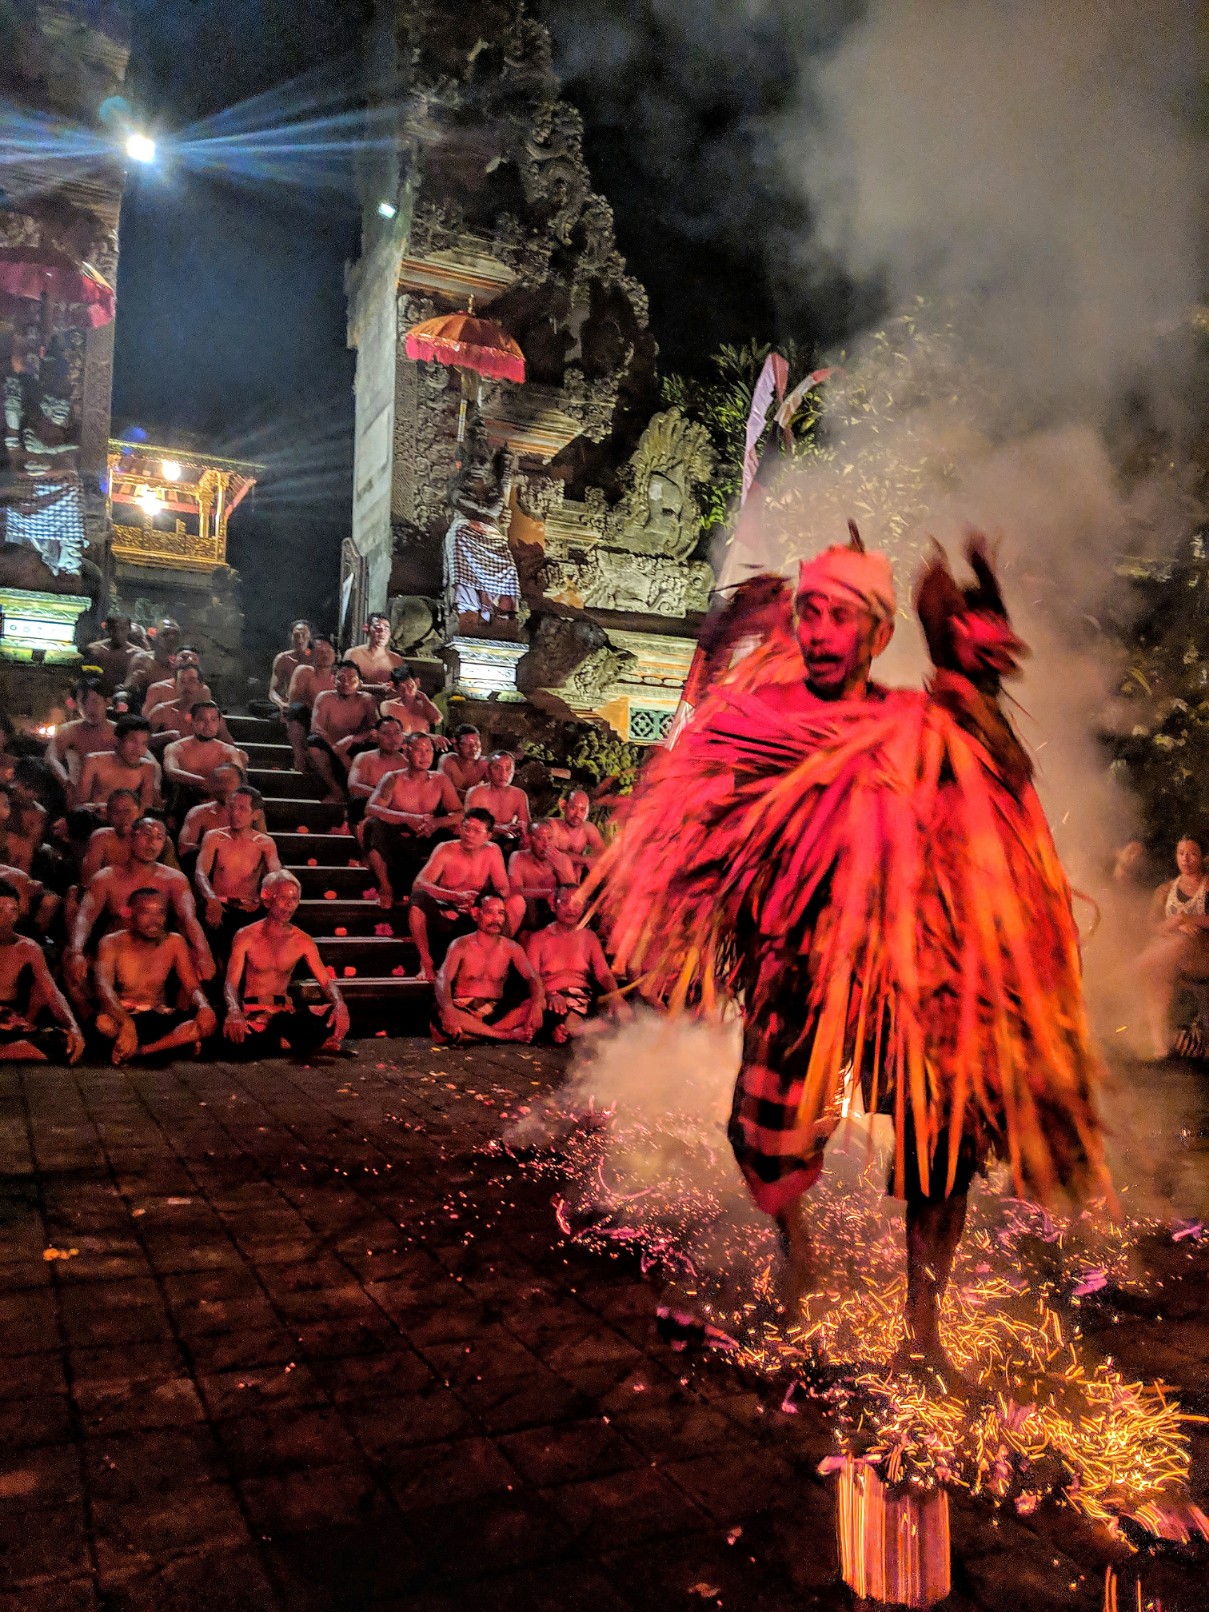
[589,591,1109,1208]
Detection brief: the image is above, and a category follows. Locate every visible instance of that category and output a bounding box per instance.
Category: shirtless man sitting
[438,724,489,800]
[177,761,247,868]
[147,662,207,742]
[380,667,442,737]
[66,816,215,1007]
[143,649,212,717]
[270,620,313,715]
[345,612,402,693]
[284,635,337,773]
[526,884,627,1043]
[465,752,531,858]
[94,888,217,1065]
[128,618,182,695]
[223,870,350,1056]
[195,787,280,962]
[77,716,162,814]
[505,818,576,936]
[346,715,409,836]
[364,732,462,909]
[0,878,84,1063]
[49,677,115,800]
[409,808,509,983]
[162,702,248,819]
[434,892,543,1045]
[80,787,143,884]
[85,613,142,695]
[549,789,605,880]
[307,660,379,802]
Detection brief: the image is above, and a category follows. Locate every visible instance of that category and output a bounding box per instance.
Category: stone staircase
[226,714,431,1034]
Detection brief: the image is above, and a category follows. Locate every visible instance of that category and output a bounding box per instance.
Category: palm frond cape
[589,585,1109,1206]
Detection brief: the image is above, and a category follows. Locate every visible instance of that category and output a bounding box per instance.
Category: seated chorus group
[0,611,623,1065]
[271,615,625,1046]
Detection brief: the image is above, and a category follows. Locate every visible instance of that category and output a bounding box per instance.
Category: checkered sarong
[447,516,519,614]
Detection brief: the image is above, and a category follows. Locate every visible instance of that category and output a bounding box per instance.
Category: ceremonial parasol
[0,247,116,330]
[403,298,525,442]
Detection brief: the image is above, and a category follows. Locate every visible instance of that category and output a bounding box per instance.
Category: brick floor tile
[0,1351,66,1400]
[0,1500,91,1589]
[0,1578,97,1611]
[215,1407,361,1478]
[381,1434,523,1511]
[239,1461,387,1536]
[74,1375,206,1435]
[306,1344,437,1405]
[403,1492,575,1584]
[83,1427,229,1499]
[0,1443,82,1506]
[92,1546,280,1612]
[345,1388,476,1453]
[541,1466,711,1551]
[196,1361,329,1421]
[92,1483,249,1578]
[0,1393,72,1449]
[181,1326,298,1376]
[498,1418,648,1487]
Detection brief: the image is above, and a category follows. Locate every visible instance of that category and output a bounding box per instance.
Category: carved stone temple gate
[345,0,716,743]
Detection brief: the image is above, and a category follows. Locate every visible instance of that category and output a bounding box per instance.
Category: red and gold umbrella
[403,308,525,383]
[404,300,525,442]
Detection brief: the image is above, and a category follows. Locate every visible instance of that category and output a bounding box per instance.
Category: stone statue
[444,446,522,637]
[516,611,635,717]
[615,408,715,563]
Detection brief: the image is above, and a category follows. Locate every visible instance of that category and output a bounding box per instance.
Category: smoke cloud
[540,1,1209,1234]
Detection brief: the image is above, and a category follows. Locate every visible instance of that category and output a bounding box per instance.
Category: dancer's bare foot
[376,884,394,910]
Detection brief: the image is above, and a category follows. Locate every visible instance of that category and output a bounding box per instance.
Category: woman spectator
[1138,837,1209,1058]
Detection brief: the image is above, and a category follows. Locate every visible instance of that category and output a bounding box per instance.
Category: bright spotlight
[376,199,397,219]
[136,486,161,516]
[125,132,157,165]
[161,459,181,481]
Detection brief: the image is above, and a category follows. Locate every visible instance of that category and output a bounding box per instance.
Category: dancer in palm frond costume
[589,527,1111,1379]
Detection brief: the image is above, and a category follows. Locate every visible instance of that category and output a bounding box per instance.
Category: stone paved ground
[0,1041,1206,1611]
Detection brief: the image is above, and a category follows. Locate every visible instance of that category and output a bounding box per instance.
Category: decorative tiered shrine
[345,0,714,743]
[0,0,131,699]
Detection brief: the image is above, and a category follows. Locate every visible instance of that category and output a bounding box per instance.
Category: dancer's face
[795,592,889,700]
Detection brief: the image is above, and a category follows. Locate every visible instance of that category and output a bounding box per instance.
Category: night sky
[112,1,853,657]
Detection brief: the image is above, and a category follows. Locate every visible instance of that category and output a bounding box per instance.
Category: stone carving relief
[392,292,460,535]
[516,612,635,712]
[539,549,712,617]
[519,99,592,248]
[609,408,715,563]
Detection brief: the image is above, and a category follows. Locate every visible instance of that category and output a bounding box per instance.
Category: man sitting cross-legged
[307,659,379,803]
[85,613,142,695]
[465,751,530,858]
[549,789,606,881]
[194,787,280,965]
[505,817,576,937]
[526,884,628,1044]
[364,731,462,910]
[0,878,84,1063]
[438,723,488,800]
[147,660,207,740]
[162,702,248,823]
[223,870,350,1056]
[408,807,508,983]
[94,888,217,1065]
[142,647,210,715]
[346,715,409,836]
[66,816,215,1009]
[434,891,544,1045]
[77,716,162,815]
